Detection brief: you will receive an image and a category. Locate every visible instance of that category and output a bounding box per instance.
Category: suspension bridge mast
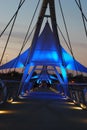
[19,0,68,96]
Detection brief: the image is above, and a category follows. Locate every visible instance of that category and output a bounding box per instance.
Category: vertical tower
[19,0,68,96]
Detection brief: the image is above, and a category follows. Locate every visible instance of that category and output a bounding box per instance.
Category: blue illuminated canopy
[0,22,87,73]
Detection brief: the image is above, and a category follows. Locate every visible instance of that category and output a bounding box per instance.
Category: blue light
[66,63,75,70]
[62,50,73,63]
[60,65,68,83]
[50,75,57,80]
[52,51,59,61]
[32,50,59,62]
[16,62,24,68]
[31,75,39,79]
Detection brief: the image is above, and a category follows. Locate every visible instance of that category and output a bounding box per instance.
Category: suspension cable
[11,0,40,71]
[58,0,78,75]
[0,0,25,38]
[75,0,87,37]
[23,24,36,48]
[15,0,40,60]
[58,0,73,55]
[18,0,40,54]
[57,24,71,51]
[0,0,24,65]
[10,24,36,72]
[75,0,87,22]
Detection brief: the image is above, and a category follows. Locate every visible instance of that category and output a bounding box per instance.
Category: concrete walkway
[0,95,87,130]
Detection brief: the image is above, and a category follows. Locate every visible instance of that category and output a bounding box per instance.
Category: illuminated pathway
[0,95,87,130]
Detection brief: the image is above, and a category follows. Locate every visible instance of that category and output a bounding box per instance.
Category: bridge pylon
[18,0,68,97]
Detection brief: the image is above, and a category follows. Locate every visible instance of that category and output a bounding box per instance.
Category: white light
[66,102,75,105]
[11,101,23,104]
[80,103,87,109]
[70,106,82,110]
[7,97,14,103]
[0,110,16,114]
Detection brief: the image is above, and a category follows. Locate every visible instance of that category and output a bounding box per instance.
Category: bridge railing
[68,83,87,110]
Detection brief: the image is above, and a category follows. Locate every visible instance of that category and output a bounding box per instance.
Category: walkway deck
[0,88,87,130]
[0,99,87,130]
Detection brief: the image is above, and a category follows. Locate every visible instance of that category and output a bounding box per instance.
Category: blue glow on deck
[21,91,66,100]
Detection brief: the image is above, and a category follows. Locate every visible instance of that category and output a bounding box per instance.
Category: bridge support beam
[19,0,68,96]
